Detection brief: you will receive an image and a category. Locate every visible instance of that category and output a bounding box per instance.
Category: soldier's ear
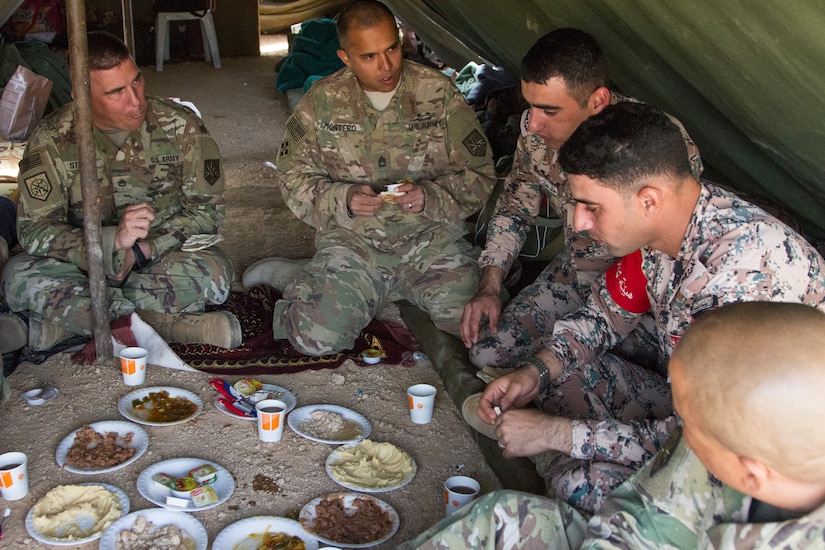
[337,49,351,67]
[636,186,661,218]
[739,456,769,496]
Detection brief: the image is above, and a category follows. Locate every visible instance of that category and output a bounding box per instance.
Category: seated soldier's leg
[398,490,586,550]
[273,244,385,356]
[121,247,234,312]
[535,354,675,513]
[470,256,585,368]
[396,238,480,339]
[3,254,139,337]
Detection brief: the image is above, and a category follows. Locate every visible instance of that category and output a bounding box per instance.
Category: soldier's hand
[478,367,540,423]
[496,410,573,458]
[392,181,425,213]
[460,289,501,348]
[115,202,155,250]
[347,184,383,216]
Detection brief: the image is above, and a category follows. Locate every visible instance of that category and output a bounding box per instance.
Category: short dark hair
[85,31,132,71]
[521,28,608,106]
[558,102,693,192]
[336,0,397,50]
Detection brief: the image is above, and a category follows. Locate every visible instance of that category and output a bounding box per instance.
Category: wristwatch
[132,242,150,270]
[520,356,551,395]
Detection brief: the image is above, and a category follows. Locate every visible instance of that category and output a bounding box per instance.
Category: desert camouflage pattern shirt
[552,182,825,465]
[478,92,702,287]
[585,434,825,549]
[16,96,225,276]
[276,60,495,271]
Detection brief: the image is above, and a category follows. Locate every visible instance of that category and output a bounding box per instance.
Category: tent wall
[388,0,825,241]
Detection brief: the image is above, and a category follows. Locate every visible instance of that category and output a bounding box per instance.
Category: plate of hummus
[55,420,148,474]
[118,386,203,426]
[25,483,130,545]
[99,508,208,550]
[325,439,417,493]
[300,493,400,548]
[212,516,318,550]
[288,404,371,445]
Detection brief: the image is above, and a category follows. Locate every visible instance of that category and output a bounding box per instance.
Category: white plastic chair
[155,1,221,71]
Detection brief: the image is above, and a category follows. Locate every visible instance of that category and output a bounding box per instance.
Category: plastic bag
[0,65,53,141]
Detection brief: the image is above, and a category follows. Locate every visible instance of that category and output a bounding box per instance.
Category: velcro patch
[18,150,45,175]
[278,137,290,159]
[204,159,220,185]
[605,250,651,314]
[24,172,52,201]
[286,116,306,143]
[463,129,488,157]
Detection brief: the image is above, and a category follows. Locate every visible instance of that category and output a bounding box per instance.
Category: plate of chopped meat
[118,386,203,426]
[98,508,208,550]
[56,421,149,474]
[287,404,371,445]
[299,493,399,548]
[212,516,318,550]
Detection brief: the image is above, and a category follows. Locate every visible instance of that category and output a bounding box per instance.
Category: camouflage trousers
[1,247,234,335]
[397,489,587,550]
[273,237,480,356]
[535,353,675,514]
[470,256,662,369]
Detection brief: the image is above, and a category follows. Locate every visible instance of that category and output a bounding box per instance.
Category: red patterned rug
[73,286,421,374]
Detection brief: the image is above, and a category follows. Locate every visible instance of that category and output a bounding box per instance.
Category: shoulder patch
[520,109,530,137]
[19,150,45,175]
[278,137,290,159]
[24,172,52,201]
[286,116,307,143]
[690,295,718,318]
[463,129,488,157]
[605,250,651,314]
[204,159,220,185]
[650,425,682,476]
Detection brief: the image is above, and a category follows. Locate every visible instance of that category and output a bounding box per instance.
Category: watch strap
[132,242,149,270]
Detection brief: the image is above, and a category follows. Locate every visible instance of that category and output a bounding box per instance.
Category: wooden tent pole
[66,0,113,362]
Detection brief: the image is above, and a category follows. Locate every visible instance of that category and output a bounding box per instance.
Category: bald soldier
[401,302,825,549]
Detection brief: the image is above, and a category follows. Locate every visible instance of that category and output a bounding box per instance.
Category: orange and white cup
[256,399,286,442]
[407,383,437,424]
[0,452,29,501]
[120,347,148,386]
[444,475,480,515]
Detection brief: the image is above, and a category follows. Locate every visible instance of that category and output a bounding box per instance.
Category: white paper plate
[288,404,371,445]
[98,508,208,550]
[300,493,399,548]
[213,384,298,421]
[118,386,203,426]
[25,483,130,546]
[212,516,319,550]
[55,420,148,475]
[326,442,417,493]
[137,457,235,512]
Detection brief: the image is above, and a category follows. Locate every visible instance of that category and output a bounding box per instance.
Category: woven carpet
[170,286,421,374]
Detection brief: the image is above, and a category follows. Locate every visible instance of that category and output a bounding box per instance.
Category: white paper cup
[407,383,436,424]
[0,452,29,501]
[120,347,148,386]
[444,475,480,515]
[256,399,286,442]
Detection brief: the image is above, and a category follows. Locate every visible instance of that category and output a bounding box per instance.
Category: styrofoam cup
[407,383,437,424]
[256,399,286,442]
[0,452,29,501]
[120,347,148,385]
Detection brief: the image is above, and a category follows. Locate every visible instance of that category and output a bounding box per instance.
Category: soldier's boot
[28,318,73,352]
[138,310,242,349]
[242,257,309,292]
[0,314,27,354]
[461,392,498,440]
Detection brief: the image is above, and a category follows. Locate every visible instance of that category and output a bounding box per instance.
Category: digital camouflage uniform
[274,60,495,355]
[471,93,703,369]
[540,182,825,512]
[401,435,825,549]
[1,96,233,335]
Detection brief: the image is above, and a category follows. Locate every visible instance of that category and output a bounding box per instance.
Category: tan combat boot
[241,257,309,291]
[28,318,73,352]
[138,310,242,349]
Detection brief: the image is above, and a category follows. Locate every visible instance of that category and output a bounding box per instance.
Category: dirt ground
[0,37,503,549]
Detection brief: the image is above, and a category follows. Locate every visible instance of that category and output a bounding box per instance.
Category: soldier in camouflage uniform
[461,28,702,371]
[244,0,495,356]
[474,103,825,513]
[403,302,825,549]
[1,31,240,351]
